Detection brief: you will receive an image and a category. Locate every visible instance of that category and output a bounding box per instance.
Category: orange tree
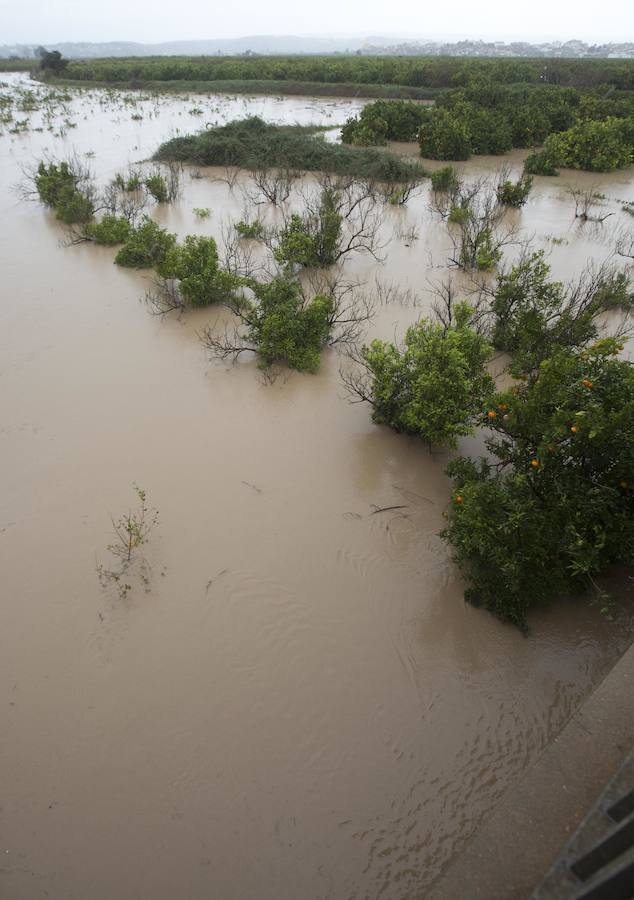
[441,339,634,629]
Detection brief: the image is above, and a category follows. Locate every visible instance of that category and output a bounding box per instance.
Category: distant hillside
[0,35,376,58]
[2,36,633,60]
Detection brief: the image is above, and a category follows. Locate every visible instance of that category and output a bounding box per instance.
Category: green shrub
[54,187,94,225]
[523,151,560,176]
[273,189,343,268]
[113,171,142,191]
[34,160,94,224]
[340,99,428,145]
[496,173,533,207]
[114,216,176,268]
[243,277,335,372]
[357,303,494,448]
[35,160,76,206]
[490,252,630,372]
[430,166,460,192]
[468,227,501,272]
[85,214,132,245]
[442,340,634,628]
[447,203,470,225]
[145,173,168,202]
[158,235,239,306]
[541,117,634,172]
[461,104,513,155]
[593,272,634,311]
[235,219,265,239]
[419,108,472,160]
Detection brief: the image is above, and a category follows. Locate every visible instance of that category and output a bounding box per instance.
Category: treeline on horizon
[32,55,634,91]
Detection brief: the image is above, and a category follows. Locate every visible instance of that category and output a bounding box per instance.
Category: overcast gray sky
[2,0,633,44]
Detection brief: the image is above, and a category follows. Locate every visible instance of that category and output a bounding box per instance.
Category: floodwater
[1,74,633,900]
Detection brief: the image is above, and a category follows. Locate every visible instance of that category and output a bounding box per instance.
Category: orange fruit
[455,495,464,504]
[570,426,578,434]
[530,459,540,468]
[487,410,497,419]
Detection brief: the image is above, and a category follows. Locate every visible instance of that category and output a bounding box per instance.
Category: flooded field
[1,73,633,900]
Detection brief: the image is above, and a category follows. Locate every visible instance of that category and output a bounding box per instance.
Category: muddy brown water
[1,74,633,900]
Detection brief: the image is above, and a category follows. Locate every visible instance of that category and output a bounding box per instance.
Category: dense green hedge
[415,81,634,165]
[0,58,33,71]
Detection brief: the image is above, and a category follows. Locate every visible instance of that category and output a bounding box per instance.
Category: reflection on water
[1,72,633,900]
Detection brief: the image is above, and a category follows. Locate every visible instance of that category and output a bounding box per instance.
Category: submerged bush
[523,151,560,176]
[243,277,335,372]
[145,172,168,202]
[158,235,239,306]
[54,189,94,225]
[442,340,634,628]
[85,214,132,245]
[593,272,634,311]
[430,166,460,192]
[114,216,176,268]
[467,227,502,272]
[34,160,94,224]
[351,303,494,449]
[496,173,533,207]
[491,252,632,372]
[235,219,265,239]
[35,160,77,206]
[274,189,343,269]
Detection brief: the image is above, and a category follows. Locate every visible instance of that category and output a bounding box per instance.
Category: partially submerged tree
[114,216,177,268]
[341,302,494,449]
[84,215,132,245]
[272,177,384,269]
[566,186,613,223]
[148,235,241,311]
[245,166,298,206]
[432,176,520,271]
[442,340,634,628]
[201,273,375,373]
[32,157,95,224]
[496,168,533,207]
[487,251,632,373]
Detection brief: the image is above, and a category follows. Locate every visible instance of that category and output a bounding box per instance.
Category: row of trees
[42,55,634,91]
[32,157,182,226]
[30,156,381,373]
